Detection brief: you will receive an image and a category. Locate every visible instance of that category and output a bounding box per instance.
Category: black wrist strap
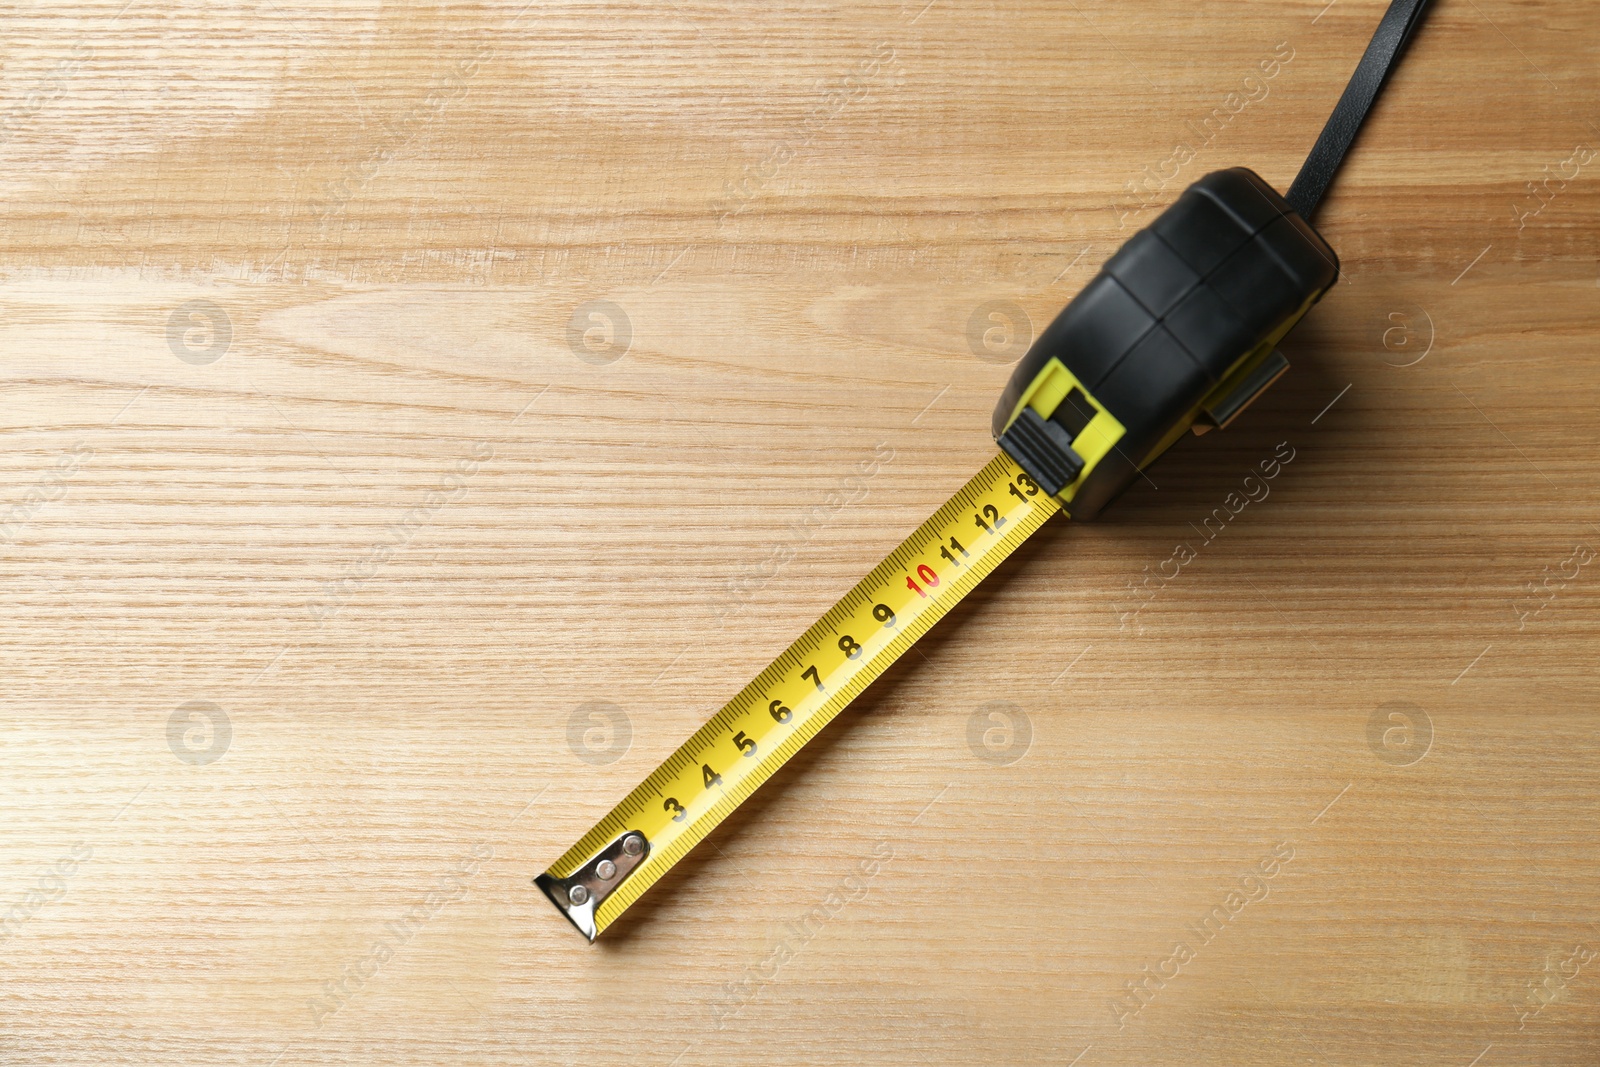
[1285,0,1435,219]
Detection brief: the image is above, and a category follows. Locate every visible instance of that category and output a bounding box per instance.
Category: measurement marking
[1067,1046,1093,1067]
[1452,243,1493,285]
[1466,1044,1493,1067]
[110,384,149,424]
[111,783,149,823]
[1311,0,1340,23]
[1310,782,1352,825]
[509,784,549,825]
[912,783,953,824]
[511,383,550,422]
[1051,645,1092,685]
[1452,384,1561,491]
[1051,244,1094,284]
[912,384,951,425]
[545,458,1061,932]
[1452,644,1492,685]
[250,645,290,683]
[1311,383,1352,424]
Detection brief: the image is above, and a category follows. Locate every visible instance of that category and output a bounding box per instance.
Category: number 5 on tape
[536,455,1058,940]
[534,0,1442,925]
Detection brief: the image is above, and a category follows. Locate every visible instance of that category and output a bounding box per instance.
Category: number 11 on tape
[531,0,1443,939]
[536,454,1058,940]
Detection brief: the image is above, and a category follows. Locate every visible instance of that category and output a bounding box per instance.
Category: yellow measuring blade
[536,451,1061,940]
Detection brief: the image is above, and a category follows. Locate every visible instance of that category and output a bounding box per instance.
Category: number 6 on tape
[537,455,1058,940]
[536,0,1435,939]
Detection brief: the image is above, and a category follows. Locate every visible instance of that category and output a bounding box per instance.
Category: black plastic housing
[994,168,1339,519]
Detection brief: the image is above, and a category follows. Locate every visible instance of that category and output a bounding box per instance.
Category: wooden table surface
[4,1,1599,1064]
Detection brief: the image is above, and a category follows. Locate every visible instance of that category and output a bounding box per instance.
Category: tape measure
[537,452,1058,939]
[536,0,1434,940]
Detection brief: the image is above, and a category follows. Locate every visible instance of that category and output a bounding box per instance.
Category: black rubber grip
[995,168,1338,519]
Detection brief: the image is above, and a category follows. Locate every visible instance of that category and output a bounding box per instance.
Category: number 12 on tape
[536,453,1059,940]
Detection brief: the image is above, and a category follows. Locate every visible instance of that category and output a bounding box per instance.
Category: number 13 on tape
[534,0,1438,939]
[536,455,1058,940]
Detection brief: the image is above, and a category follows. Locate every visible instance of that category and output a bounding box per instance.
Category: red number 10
[905,564,940,599]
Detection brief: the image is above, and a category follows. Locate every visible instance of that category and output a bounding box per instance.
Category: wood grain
[2,1,1599,1064]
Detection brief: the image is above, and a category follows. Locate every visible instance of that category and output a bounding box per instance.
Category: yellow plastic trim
[1001,356,1127,503]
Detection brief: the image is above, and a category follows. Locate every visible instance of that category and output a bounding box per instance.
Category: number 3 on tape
[536,456,1057,940]
[537,0,1436,939]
